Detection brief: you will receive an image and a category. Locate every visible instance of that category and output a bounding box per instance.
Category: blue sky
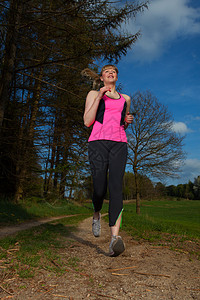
[116,0,200,185]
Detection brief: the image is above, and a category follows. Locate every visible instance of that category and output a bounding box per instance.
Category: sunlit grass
[122,199,200,239]
[0,199,94,278]
[0,198,199,279]
[0,197,93,225]
[0,214,85,278]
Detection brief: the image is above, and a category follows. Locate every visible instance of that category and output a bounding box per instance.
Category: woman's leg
[108,142,127,235]
[108,142,127,255]
[110,212,122,236]
[88,141,109,216]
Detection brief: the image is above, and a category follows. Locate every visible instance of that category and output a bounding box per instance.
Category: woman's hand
[99,86,111,98]
[125,112,134,124]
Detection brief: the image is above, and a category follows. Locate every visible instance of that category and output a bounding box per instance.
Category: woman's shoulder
[121,93,131,103]
[87,89,99,96]
[86,89,99,101]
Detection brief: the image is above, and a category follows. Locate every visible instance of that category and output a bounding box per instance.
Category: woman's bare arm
[122,94,133,130]
[83,86,111,127]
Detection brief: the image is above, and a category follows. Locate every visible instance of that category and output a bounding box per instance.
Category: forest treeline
[76,172,200,201]
[0,0,148,201]
[0,0,191,207]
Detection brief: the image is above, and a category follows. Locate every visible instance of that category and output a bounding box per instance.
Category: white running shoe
[92,213,101,237]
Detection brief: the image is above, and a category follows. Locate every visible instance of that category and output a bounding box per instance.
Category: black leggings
[88,140,127,226]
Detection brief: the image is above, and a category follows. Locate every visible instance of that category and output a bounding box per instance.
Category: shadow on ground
[69,232,109,256]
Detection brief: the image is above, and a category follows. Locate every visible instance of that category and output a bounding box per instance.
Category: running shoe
[109,236,125,257]
[92,213,101,237]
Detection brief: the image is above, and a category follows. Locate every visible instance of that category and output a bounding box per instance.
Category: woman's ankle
[93,211,100,220]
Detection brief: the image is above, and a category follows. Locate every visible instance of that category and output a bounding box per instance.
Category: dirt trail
[0,216,200,299]
[0,215,81,238]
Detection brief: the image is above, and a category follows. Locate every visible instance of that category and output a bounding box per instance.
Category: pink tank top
[88,93,127,143]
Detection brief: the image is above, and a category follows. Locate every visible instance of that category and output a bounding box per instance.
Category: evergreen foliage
[0,0,148,201]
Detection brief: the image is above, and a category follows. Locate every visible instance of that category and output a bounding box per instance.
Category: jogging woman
[83,65,133,256]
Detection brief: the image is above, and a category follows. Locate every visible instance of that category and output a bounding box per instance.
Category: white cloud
[185,158,200,170]
[182,158,200,180]
[171,121,191,134]
[185,115,200,123]
[166,158,200,185]
[192,116,200,121]
[127,0,200,62]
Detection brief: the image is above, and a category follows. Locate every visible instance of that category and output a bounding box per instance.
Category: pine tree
[0,0,148,200]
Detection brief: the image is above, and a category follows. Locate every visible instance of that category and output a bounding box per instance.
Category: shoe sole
[110,238,125,257]
[93,231,101,237]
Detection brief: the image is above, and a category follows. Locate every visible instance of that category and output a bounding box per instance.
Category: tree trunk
[0,0,23,128]
[59,142,68,198]
[14,69,43,201]
[43,137,51,196]
[59,118,70,198]
[134,170,140,215]
[53,144,60,190]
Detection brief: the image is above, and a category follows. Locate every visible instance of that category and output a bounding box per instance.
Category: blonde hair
[100,65,119,76]
[81,65,118,90]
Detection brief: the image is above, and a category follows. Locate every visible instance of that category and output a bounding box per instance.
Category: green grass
[0,198,199,281]
[0,213,89,279]
[0,197,94,226]
[122,200,200,239]
[0,198,94,279]
[102,199,200,258]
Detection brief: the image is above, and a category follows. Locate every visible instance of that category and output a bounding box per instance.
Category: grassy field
[0,198,199,280]
[0,214,90,279]
[1,197,199,240]
[100,199,200,258]
[122,199,200,240]
[0,198,94,279]
[118,199,200,259]
[0,199,200,238]
[0,197,94,226]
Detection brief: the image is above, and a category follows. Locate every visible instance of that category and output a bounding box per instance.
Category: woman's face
[101,67,118,84]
